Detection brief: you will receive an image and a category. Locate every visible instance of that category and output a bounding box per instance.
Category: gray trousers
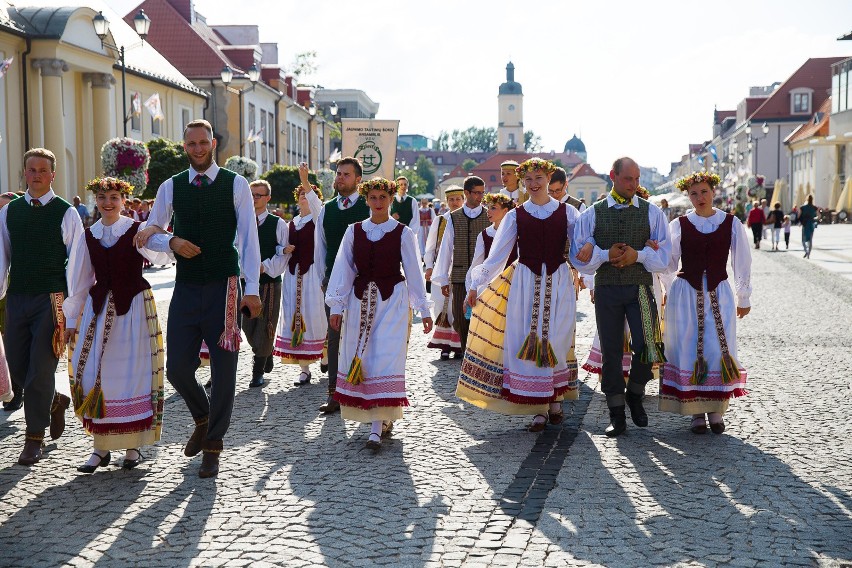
[241,281,281,357]
[594,285,654,408]
[4,294,59,432]
[167,278,240,441]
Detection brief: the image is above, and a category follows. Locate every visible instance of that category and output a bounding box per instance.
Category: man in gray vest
[315,157,368,414]
[136,119,262,478]
[0,148,87,465]
[432,176,488,352]
[571,157,671,437]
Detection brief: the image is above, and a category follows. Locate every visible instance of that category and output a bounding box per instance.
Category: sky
[107,0,852,175]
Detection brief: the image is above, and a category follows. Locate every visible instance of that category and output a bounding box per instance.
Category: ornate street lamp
[221,64,260,153]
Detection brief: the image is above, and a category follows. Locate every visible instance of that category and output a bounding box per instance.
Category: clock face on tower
[508,104,515,111]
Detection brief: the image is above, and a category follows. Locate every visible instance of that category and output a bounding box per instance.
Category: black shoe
[250,356,265,388]
[3,390,23,412]
[625,391,648,427]
[605,406,627,437]
[264,355,274,374]
[204,379,212,389]
[77,451,111,474]
[249,375,265,388]
[320,363,329,374]
[440,350,450,360]
[122,450,144,470]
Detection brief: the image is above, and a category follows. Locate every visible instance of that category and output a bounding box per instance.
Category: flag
[244,129,254,147]
[143,93,164,121]
[246,128,264,144]
[0,57,13,79]
[131,92,141,116]
[329,148,342,163]
[709,145,718,162]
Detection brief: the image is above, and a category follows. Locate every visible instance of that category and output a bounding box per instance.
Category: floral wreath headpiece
[357,177,397,197]
[516,158,556,178]
[676,172,721,191]
[293,184,322,200]
[85,176,134,196]
[483,192,515,209]
[635,186,650,199]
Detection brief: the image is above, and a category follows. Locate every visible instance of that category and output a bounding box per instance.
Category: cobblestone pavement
[2,227,851,567]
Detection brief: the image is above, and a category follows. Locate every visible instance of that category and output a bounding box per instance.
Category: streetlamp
[220,64,260,155]
[328,101,339,158]
[307,102,317,168]
[92,9,151,137]
[746,121,769,174]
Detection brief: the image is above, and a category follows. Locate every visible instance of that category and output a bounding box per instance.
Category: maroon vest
[481,228,518,266]
[677,214,734,292]
[287,218,315,276]
[86,222,150,316]
[353,222,405,301]
[516,203,568,276]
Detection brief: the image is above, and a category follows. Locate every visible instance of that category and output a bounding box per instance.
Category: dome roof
[564,134,586,154]
[499,61,523,96]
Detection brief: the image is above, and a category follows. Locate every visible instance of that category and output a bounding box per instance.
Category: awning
[836,178,852,212]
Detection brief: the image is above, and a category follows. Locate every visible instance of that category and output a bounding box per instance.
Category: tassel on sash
[74,292,117,419]
[345,282,379,386]
[517,273,542,363]
[218,276,241,352]
[434,295,451,328]
[50,292,65,359]
[537,274,557,368]
[290,269,306,347]
[638,284,666,364]
[708,288,740,384]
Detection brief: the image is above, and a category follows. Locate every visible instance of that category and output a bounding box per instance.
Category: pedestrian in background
[799,194,818,258]
[782,215,791,250]
[746,201,765,249]
[770,201,783,251]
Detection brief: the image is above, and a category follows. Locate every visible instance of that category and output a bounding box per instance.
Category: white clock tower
[498,62,523,152]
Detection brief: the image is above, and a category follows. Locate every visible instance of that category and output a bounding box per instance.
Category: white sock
[125,449,140,461]
[549,402,562,414]
[85,449,108,467]
[300,364,311,374]
[370,421,382,439]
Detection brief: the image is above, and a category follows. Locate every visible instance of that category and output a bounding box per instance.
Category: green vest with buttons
[322,196,370,281]
[592,198,653,287]
[172,168,240,284]
[258,215,281,284]
[6,196,70,295]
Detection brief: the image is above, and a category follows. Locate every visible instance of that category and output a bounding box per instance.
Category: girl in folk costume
[660,172,751,434]
[417,198,435,257]
[327,178,433,451]
[264,164,328,386]
[464,193,516,295]
[66,178,170,472]
[461,158,581,431]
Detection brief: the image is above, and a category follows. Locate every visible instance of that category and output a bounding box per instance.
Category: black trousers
[750,224,762,245]
[241,281,281,358]
[450,283,470,352]
[594,285,654,408]
[4,294,59,432]
[166,279,240,442]
[325,304,341,394]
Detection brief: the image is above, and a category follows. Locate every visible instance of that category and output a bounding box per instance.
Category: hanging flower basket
[224,156,258,181]
[100,137,150,196]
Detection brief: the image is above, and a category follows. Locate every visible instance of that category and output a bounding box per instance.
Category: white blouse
[662,209,753,307]
[262,191,323,278]
[325,219,432,317]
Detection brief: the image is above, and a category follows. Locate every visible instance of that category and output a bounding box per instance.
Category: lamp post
[746,121,769,175]
[328,101,339,158]
[307,102,317,169]
[220,64,260,155]
[92,9,151,137]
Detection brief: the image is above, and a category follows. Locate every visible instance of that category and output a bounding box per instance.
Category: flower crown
[483,192,515,209]
[676,172,721,191]
[516,158,556,177]
[85,176,134,195]
[635,186,650,199]
[293,184,322,201]
[357,177,397,197]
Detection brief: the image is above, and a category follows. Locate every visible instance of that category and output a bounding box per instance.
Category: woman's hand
[62,328,76,347]
[329,314,342,331]
[283,244,296,254]
[422,317,433,334]
[465,289,477,308]
[737,306,750,319]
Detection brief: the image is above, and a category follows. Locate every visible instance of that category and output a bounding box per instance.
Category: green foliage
[435,131,451,151]
[394,167,430,196]
[145,138,186,198]
[461,158,478,173]
[414,156,436,193]
[449,126,497,153]
[524,130,543,152]
[261,164,318,204]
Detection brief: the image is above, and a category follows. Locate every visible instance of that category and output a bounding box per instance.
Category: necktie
[193,174,209,187]
[31,199,42,208]
[341,196,350,208]
[609,188,631,206]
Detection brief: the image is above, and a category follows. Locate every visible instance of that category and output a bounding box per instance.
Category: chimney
[167,0,194,23]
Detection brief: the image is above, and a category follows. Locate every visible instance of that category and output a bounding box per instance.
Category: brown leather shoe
[198,440,222,478]
[18,431,45,465]
[49,393,71,440]
[319,395,340,414]
[184,417,208,457]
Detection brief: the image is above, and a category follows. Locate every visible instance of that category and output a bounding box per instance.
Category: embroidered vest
[516,203,568,276]
[482,228,518,266]
[391,195,414,226]
[171,169,240,284]
[352,223,405,301]
[322,197,370,281]
[86,222,150,315]
[677,214,734,292]
[592,198,653,287]
[6,196,70,295]
[258,215,282,284]
[419,209,432,227]
[450,208,489,283]
[288,218,315,276]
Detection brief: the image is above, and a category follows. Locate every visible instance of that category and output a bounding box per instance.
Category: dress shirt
[431,204,484,287]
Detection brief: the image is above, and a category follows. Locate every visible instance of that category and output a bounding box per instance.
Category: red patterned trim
[83,416,153,435]
[332,391,410,409]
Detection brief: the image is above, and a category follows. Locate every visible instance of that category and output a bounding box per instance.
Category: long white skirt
[334,281,411,423]
[659,276,747,415]
[274,264,328,361]
[427,284,462,352]
[70,290,164,450]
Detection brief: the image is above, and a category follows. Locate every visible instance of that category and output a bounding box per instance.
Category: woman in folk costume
[327,178,433,451]
[66,178,170,473]
[461,158,581,431]
[417,198,435,257]
[660,172,751,434]
[264,164,328,386]
[464,193,516,295]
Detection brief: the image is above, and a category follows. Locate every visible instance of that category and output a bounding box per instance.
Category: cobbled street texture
[1,231,851,568]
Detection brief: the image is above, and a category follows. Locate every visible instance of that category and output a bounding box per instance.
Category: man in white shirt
[548,167,586,212]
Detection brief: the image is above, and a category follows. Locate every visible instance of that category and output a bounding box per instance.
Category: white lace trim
[89,215,134,246]
[361,218,400,241]
[521,197,559,218]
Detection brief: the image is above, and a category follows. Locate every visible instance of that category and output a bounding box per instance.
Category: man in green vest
[432,176,488,352]
[315,157,369,413]
[390,175,419,239]
[243,179,286,388]
[570,157,671,437]
[135,119,262,478]
[0,148,87,465]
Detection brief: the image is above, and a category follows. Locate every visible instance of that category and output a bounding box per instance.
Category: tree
[394,168,430,197]
[145,137,186,198]
[461,158,478,173]
[435,131,450,151]
[450,126,497,153]
[414,155,436,193]
[288,50,318,80]
[525,130,543,152]
[261,164,318,204]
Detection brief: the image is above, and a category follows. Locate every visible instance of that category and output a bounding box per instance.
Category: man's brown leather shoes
[50,393,71,440]
[18,431,44,465]
[318,396,340,414]
[198,440,222,478]
[184,417,208,457]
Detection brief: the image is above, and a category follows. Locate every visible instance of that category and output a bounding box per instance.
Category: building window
[840,145,847,187]
[248,103,256,160]
[578,191,584,200]
[591,191,598,201]
[181,108,191,131]
[508,133,515,149]
[792,92,811,114]
[267,112,276,165]
[151,116,161,137]
[436,156,443,165]
[130,92,141,132]
[490,175,496,182]
[260,109,268,171]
